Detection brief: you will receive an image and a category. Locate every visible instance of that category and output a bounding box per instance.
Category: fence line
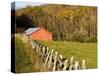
[21,34,86,71]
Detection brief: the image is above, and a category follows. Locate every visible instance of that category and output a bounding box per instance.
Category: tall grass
[15,37,33,73]
[15,37,48,73]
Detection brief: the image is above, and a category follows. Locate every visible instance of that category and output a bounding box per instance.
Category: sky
[11,1,46,9]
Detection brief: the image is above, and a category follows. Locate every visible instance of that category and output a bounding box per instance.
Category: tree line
[14,4,97,42]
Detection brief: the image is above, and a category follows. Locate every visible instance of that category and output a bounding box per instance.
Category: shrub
[72,30,88,43]
[88,36,97,43]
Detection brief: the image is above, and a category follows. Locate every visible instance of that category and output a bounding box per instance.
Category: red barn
[24,27,52,41]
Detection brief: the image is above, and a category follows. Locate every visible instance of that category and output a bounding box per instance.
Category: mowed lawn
[39,41,97,69]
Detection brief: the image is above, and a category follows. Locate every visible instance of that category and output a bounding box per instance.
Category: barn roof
[24,28,40,35]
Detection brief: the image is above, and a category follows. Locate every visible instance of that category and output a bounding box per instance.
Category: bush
[72,30,88,43]
[88,36,97,43]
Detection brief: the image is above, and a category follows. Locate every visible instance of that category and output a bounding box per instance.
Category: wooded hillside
[14,4,97,42]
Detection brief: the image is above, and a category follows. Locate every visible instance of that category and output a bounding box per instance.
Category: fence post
[39,45,42,55]
[44,47,49,59]
[44,51,50,67]
[57,55,63,70]
[46,47,49,55]
[53,52,58,71]
[63,59,68,71]
[42,46,45,58]
[59,55,63,59]
[32,40,36,49]
[69,56,74,70]
[48,49,54,68]
[82,59,86,69]
[36,45,39,53]
[74,61,79,70]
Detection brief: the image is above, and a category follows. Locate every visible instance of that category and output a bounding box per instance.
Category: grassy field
[39,41,97,69]
[15,37,97,72]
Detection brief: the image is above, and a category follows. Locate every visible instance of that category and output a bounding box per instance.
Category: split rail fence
[27,38,86,71]
[17,33,86,71]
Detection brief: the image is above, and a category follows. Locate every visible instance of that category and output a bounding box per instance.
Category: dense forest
[14,4,97,42]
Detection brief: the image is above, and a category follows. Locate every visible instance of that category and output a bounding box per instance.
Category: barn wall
[30,28,52,41]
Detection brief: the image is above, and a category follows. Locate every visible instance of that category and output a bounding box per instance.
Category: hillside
[13,4,97,42]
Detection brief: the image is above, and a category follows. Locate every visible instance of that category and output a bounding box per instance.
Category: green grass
[15,37,97,72]
[39,41,97,69]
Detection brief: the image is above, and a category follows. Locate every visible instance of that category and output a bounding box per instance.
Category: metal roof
[24,28,40,35]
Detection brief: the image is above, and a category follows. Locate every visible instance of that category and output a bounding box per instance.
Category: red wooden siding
[30,28,52,41]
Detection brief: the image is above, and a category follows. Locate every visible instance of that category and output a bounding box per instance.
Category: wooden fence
[27,38,86,71]
[19,34,86,71]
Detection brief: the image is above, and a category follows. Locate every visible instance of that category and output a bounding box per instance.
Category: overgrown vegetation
[15,37,48,73]
[14,4,97,42]
[39,41,97,68]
